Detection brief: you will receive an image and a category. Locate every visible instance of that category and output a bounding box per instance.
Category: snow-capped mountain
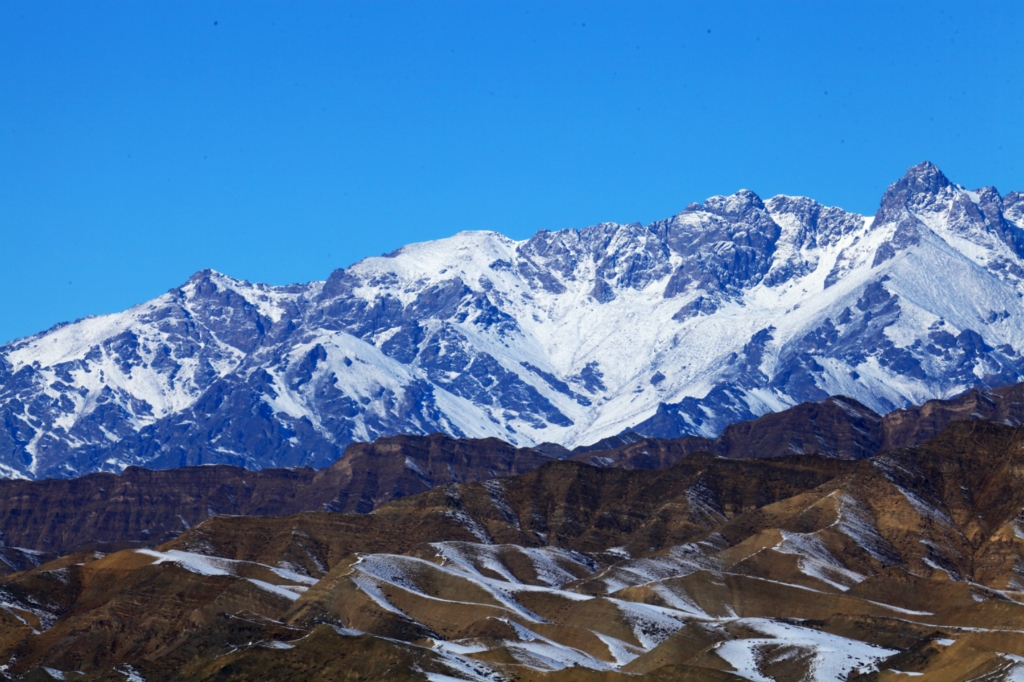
[2,161,1023,479]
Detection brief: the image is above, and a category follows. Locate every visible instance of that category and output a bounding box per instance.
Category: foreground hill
[2,162,1024,478]
[1,419,1024,679]
[3,384,1024,558]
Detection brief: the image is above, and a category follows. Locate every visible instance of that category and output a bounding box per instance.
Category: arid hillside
[2,419,1024,679]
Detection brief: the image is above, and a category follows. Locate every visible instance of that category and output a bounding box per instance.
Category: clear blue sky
[2,1,1022,344]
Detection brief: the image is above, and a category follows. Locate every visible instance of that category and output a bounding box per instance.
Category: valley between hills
[1,387,1024,680]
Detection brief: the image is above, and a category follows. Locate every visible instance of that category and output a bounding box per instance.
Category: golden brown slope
[3,420,1024,679]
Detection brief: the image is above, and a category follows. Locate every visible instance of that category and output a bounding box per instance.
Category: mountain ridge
[3,382,1024,558]
[3,162,1024,478]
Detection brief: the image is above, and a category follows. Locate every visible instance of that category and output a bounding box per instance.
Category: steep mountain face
[3,162,1024,478]
[4,420,1024,680]
[0,465,319,556]
[308,433,554,514]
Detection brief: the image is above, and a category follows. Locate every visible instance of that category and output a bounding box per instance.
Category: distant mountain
[3,162,1024,478]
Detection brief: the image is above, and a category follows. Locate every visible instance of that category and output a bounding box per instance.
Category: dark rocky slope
[573,383,1024,468]
[3,384,1024,558]
[0,434,553,556]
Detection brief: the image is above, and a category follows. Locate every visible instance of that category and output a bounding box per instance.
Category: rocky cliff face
[3,162,1024,478]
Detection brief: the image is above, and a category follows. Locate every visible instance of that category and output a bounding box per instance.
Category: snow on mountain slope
[2,162,1024,478]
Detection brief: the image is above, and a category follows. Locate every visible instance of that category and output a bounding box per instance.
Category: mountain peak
[875,161,954,222]
[188,268,218,281]
[697,188,766,218]
[885,161,952,199]
[184,268,233,288]
[900,160,951,193]
[175,268,223,297]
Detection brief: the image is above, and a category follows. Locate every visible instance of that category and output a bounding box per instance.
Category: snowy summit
[2,162,1024,478]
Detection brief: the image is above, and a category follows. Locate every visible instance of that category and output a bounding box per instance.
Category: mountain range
[1,409,1024,679]
[2,161,1024,479]
[0,382,1020,563]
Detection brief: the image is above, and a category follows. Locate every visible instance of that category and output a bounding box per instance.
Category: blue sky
[1,1,1022,344]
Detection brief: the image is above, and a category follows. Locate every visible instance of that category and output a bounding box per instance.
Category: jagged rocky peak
[696,187,766,216]
[757,196,867,289]
[176,268,311,331]
[867,160,1024,269]
[874,161,968,233]
[873,161,948,240]
[520,189,813,302]
[651,189,785,298]
[514,219,674,301]
[886,159,952,199]
[877,161,996,224]
[764,194,866,245]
